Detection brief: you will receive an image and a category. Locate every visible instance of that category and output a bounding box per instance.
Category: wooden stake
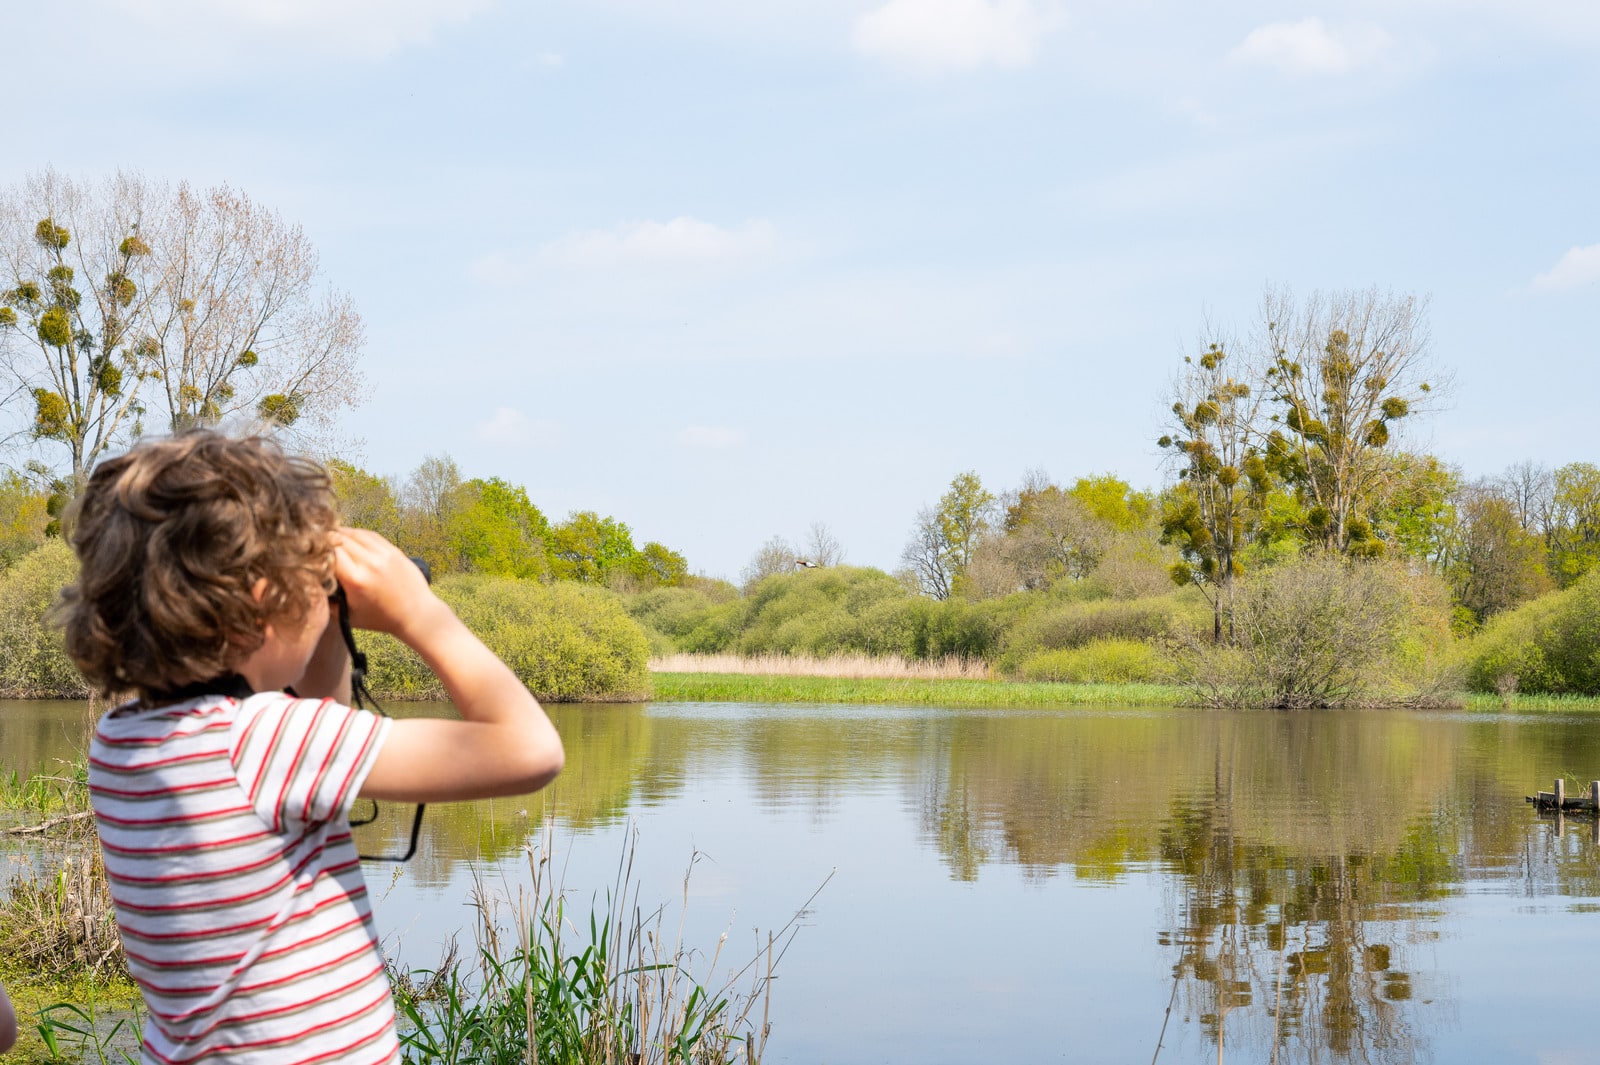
[1555,778,1565,810]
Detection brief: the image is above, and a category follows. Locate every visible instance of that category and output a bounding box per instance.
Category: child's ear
[251,577,269,603]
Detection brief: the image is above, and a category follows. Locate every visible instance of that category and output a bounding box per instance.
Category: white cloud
[851,0,1060,72]
[111,0,493,57]
[1532,244,1600,291]
[677,425,746,449]
[477,218,780,277]
[1229,17,1393,76]
[476,407,560,447]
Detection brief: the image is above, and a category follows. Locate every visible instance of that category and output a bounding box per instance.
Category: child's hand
[332,528,440,639]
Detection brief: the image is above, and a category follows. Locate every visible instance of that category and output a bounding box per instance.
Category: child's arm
[0,979,17,1053]
[335,528,565,802]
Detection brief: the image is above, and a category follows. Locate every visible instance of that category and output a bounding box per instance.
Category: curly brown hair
[58,430,338,698]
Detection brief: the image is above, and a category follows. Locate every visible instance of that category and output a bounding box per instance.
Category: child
[61,430,564,1064]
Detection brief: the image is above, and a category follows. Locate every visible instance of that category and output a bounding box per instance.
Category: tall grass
[649,672,1187,708]
[649,652,990,680]
[393,824,820,1065]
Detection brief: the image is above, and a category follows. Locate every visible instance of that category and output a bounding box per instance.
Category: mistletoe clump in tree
[0,168,365,497]
[1158,341,1273,642]
[1259,287,1439,557]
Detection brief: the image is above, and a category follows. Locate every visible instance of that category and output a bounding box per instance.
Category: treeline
[326,455,690,590]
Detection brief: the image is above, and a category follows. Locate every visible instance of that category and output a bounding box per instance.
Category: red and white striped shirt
[89,691,398,1065]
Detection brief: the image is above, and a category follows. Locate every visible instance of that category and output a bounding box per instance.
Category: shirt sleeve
[229,692,392,831]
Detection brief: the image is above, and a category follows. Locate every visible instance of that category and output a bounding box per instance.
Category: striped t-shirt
[89,691,398,1065]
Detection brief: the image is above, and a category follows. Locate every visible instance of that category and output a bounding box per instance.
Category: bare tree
[0,168,365,488]
[144,182,364,442]
[901,506,952,600]
[1496,460,1554,537]
[803,522,845,567]
[741,535,797,591]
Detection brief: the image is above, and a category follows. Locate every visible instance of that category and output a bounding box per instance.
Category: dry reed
[649,652,991,681]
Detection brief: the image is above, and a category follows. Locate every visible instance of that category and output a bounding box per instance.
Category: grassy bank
[648,671,1188,708]
[650,672,1600,712]
[1463,692,1600,713]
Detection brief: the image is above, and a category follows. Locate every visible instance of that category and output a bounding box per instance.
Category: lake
[6,699,1600,1064]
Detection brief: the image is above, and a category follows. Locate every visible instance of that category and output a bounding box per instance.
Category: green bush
[365,577,651,702]
[999,593,1205,674]
[1463,570,1600,695]
[0,541,90,698]
[1018,639,1169,684]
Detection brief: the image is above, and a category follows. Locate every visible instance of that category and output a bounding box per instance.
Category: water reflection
[6,701,1600,1063]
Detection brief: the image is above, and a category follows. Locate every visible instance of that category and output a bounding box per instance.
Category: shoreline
[647,672,1600,712]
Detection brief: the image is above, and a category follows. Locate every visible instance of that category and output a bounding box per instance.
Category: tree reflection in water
[13,700,1600,1060]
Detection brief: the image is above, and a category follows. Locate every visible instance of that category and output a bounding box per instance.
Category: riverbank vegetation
[0,285,1595,707]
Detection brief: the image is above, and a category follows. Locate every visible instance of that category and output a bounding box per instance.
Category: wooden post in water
[1555,778,1565,810]
[1590,782,1599,811]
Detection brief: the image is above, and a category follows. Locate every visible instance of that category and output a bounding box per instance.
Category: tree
[142,181,364,441]
[1496,460,1554,536]
[803,522,845,567]
[1371,453,1459,569]
[1258,288,1441,556]
[449,478,551,580]
[328,459,402,542]
[630,542,689,589]
[550,511,637,584]
[742,535,798,590]
[399,454,465,574]
[1158,339,1271,642]
[1001,480,1107,589]
[901,472,997,600]
[1442,481,1551,622]
[937,471,995,575]
[0,169,364,490]
[901,507,952,600]
[0,470,47,567]
[1547,462,1600,587]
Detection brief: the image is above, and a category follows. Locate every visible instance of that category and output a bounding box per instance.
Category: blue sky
[2,0,1596,577]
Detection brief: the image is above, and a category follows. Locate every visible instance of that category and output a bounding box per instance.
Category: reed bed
[649,652,991,681]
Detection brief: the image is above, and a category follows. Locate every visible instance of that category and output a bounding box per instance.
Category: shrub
[0,541,90,698]
[1182,555,1455,709]
[1462,570,1600,695]
[999,593,1205,674]
[365,577,650,702]
[1018,639,1169,683]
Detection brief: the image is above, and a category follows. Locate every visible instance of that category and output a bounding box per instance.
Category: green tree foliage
[1439,482,1551,624]
[328,459,402,541]
[1158,341,1272,641]
[1547,462,1600,586]
[550,511,638,584]
[0,471,49,566]
[1371,454,1459,568]
[0,540,92,697]
[1464,568,1600,695]
[1259,288,1438,556]
[450,478,552,580]
[902,471,996,600]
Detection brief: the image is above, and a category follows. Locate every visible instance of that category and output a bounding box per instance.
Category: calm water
[6,699,1600,1064]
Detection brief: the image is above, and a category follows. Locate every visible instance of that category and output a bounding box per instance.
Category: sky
[1,0,1596,578]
